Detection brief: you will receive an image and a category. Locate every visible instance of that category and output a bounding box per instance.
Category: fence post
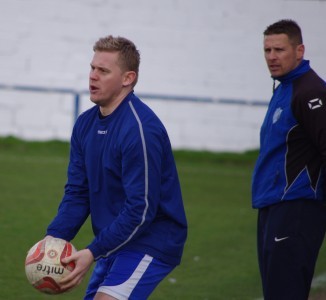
[74,93,80,124]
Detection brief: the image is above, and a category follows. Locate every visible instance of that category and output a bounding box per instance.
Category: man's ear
[122,71,137,87]
[296,44,305,61]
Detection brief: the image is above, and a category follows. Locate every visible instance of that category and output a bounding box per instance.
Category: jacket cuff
[86,242,105,261]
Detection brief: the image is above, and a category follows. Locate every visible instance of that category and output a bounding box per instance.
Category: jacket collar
[272,59,310,84]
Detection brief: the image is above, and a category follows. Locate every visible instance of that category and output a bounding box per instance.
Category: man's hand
[59,248,94,291]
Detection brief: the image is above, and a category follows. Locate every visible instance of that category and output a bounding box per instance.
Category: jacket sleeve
[292,72,326,164]
[87,120,163,260]
[46,124,90,241]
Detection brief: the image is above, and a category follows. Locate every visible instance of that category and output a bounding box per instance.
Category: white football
[25,237,76,294]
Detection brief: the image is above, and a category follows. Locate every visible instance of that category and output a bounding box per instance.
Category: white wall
[0,0,325,152]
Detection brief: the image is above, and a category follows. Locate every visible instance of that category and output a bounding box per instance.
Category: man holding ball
[46,35,187,300]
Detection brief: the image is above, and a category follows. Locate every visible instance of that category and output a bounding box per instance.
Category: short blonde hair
[93,35,140,86]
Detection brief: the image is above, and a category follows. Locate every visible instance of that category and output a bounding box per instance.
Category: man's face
[263,33,304,77]
[89,51,125,106]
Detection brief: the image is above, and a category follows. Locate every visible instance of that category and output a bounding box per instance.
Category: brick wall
[0,0,325,151]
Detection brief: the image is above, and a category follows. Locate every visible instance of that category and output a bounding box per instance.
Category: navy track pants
[257,200,326,300]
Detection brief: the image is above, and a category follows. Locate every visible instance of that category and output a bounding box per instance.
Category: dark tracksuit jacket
[252,59,326,209]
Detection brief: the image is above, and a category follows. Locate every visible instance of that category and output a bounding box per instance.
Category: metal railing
[0,83,268,123]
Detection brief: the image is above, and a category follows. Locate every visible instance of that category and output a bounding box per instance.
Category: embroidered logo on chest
[97,130,108,135]
[273,107,283,124]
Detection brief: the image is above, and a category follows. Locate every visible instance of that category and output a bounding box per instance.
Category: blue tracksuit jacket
[252,60,326,209]
[47,92,187,265]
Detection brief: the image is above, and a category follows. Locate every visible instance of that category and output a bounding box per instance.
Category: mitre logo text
[36,263,65,275]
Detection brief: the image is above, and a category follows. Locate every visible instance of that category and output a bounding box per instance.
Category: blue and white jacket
[47,92,187,265]
[252,60,326,209]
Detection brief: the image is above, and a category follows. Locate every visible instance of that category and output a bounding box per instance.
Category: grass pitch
[0,137,325,299]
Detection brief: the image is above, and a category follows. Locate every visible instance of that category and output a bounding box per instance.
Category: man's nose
[89,69,99,80]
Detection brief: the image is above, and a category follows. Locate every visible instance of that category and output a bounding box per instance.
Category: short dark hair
[264,19,303,46]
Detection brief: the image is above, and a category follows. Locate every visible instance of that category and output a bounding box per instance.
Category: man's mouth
[89,85,99,93]
[269,64,279,71]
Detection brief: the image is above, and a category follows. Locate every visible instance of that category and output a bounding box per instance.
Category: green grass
[1,136,325,299]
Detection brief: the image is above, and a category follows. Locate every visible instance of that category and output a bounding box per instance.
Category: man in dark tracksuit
[252,19,326,299]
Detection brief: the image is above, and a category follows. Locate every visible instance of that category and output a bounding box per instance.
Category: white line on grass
[311,272,326,289]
